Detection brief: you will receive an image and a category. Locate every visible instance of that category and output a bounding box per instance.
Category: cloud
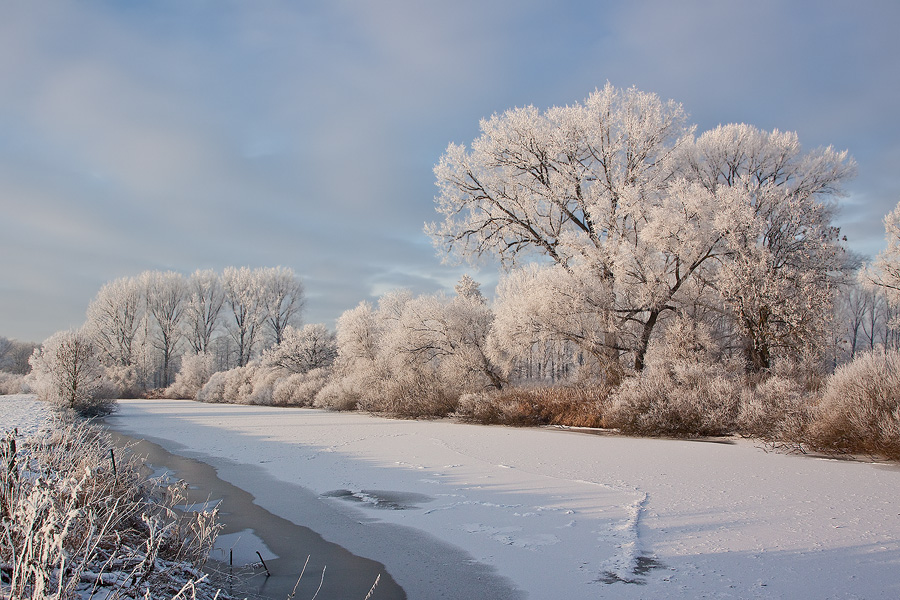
[1,0,898,342]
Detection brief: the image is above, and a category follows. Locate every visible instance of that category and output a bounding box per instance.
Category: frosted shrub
[808,348,900,458]
[606,368,740,436]
[456,385,608,427]
[360,368,458,417]
[605,317,741,436]
[738,375,812,442]
[196,370,227,403]
[166,352,216,399]
[247,367,282,405]
[314,374,362,411]
[273,368,331,406]
[103,364,143,398]
[222,365,256,404]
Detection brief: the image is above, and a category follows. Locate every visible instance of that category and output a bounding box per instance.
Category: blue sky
[2,0,898,342]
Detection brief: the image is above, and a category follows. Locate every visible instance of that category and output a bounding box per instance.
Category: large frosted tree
[429,84,725,371]
[430,85,855,373]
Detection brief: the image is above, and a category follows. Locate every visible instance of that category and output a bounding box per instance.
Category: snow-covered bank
[105,399,900,599]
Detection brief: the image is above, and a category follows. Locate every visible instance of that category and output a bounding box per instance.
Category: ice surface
[90,399,900,599]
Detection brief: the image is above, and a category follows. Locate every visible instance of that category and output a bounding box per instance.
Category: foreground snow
[97,399,900,599]
[0,394,54,437]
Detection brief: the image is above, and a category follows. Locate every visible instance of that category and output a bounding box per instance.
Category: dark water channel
[106,430,405,600]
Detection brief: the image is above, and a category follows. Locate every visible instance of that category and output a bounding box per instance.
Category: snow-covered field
[92,398,900,600]
[0,394,54,437]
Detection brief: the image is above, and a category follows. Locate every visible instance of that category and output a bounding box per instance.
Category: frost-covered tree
[85,276,144,367]
[222,267,267,367]
[262,323,337,374]
[687,124,856,371]
[0,337,37,374]
[428,84,733,371]
[386,280,506,390]
[863,200,900,317]
[259,266,305,346]
[142,270,187,386]
[184,269,225,355]
[431,87,855,374]
[29,329,114,415]
[491,263,612,379]
[166,351,216,400]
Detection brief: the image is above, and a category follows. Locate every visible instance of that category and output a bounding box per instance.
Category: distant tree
[184,269,225,355]
[85,276,144,367]
[259,266,305,346]
[142,270,187,387]
[29,329,114,416]
[0,337,10,370]
[0,337,37,374]
[863,200,900,317]
[222,267,267,367]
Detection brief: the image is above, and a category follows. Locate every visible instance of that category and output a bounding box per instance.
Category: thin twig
[310,565,326,600]
[288,555,311,599]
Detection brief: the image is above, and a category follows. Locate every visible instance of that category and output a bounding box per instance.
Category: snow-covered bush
[28,329,117,416]
[605,369,740,436]
[220,364,256,404]
[604,317,741,436]
[808,348,900,458]
[322,281,506,417]
[314,374,362,411]
[194,362,329,406]
[273,368,331,406]
[103,364,144,398]
[737,375,813,442]
[166,352,217,399]
[246,366,282,405]
[196,370,227,403]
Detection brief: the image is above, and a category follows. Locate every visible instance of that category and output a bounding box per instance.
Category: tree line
[7,84,900,457]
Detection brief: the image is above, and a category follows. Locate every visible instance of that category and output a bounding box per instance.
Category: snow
[0,394,54,438]
[94,399,900,599]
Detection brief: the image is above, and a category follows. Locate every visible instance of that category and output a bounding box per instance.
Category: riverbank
[103,398,900,599]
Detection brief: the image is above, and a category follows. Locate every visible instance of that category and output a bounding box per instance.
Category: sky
[2,0,899,343]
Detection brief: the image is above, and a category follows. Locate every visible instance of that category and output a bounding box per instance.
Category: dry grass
[0,418,221,599]
[456,385,611,428]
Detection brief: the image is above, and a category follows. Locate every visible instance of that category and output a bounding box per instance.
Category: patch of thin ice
[0,394,54,438]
